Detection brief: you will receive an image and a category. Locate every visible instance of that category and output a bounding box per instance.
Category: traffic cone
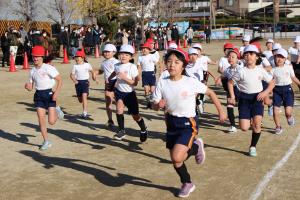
[95,45,100,58]
[178,39,181,48]
[22,52,29,70]
[62,48,69,64]
[9,52,17,72]
[183,39,187,48]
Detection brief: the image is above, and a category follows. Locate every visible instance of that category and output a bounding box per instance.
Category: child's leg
[48,107,58,125]
[227,104,235,127]
[37,108,48,141]
[116,100,125,130]
[250,115,262,148]
[273,106,281,128]
[285,106,293,119]
[239,119,251,131]
[132,114,147,131]
[105,91,114,121]
[82,93,88,114]
[77,96,82,103]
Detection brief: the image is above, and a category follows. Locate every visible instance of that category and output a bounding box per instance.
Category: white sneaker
[249,146,257,157]
[275,127,283,135]
[56,106,64,119]
[228,126,237,133]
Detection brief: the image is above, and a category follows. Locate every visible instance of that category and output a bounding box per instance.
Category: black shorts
[34,89,56,109]
[142,71,156,87]
[114,89,139,115]
[105,79,117,92]
[75,80,89,97]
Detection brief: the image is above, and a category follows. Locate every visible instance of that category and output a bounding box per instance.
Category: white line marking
[249,132,300,200]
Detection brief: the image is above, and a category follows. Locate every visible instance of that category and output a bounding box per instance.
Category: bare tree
[273,0,280,23]
[13,0,38,22]
[150,0,182,23]
[46,0,77,26]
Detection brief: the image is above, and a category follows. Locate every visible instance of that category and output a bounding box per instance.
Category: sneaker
[39,140,52,151]
[194,138,206,165]
[249,146,257,157]
[275,127,283,135]
[288,116,295,126]
[198,100,204,114]
[81,113,88,119]
[56,106,64,119]
[268,106,273,116]
[140,129,148,142]
[178,183,196,198]
[146,102,152,109]
[114,130,126,140]
[106,120,114,127]
[228,126,237,133]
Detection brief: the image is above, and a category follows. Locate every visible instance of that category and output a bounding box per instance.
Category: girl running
[263,39,274,60]
[24,46,62,150]
[228,45,275,157]
[152,48,226,198]
[239,35,250,57]
[94,43,119,127]
[137,42,159,109]
[271,48,300,134]
[288,36,300,89]
[216,48,243,133]
[217,43,234,75]
[70,49,95,119]
[108,44,148,142]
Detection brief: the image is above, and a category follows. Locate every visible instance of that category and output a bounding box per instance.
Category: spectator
[122,29,129,45]
[171,25,179,45]
[114,29,123,51]
[60,26,70,56]
[186,26,194,47]
[204,26,211,43]
[1,31,10,67]
[7,26,21,62]
[83,27,94,55]
[70,28,80,58]
[166,27,172,43]
[92,24,101,46]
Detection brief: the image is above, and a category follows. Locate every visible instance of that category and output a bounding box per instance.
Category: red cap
[168,48,189,62]
[75,49,85,58]
[223,43,234,49]
[146,38,155,44]
[31,46,45,57]
[140,42,151,49]
[250,42,261,52]
[227,48,240,59]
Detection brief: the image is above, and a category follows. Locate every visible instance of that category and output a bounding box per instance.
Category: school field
[0,39,300,200]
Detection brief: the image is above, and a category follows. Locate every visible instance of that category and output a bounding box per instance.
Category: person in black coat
[83,27,94,55]
[171,25,179,45]
[1,31,10,67]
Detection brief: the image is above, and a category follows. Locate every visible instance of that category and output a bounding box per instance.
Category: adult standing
[171,25,179,45]
[166,27,172,43]
[70,28,80,58]
[204,26,211,44]
[186,27,194,47]
[1,31,10,67]
[83,27,94,55]
[60,26,70,57]
[122,29,129,45]
[7,26,21,62]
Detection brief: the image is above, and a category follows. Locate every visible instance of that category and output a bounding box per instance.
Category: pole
[273,1,275,39]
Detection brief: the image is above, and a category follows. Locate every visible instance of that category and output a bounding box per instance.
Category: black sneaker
[106,120,114,127]
[146,102,152,109]
[140,129,148,142]
[114,129,126,140]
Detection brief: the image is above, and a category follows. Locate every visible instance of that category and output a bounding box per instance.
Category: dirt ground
[0,39,300,200]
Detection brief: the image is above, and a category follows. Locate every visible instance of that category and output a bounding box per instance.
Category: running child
[217,43,234,75]
[228,45,275,157]
[152,48,226,198]
[288,36,300,88]
[108,44,148,142]
[216,48,243,133]
[271,48,300,134]
[94,43,119,127]
[263,39,274,60]
[24,46,62,150]
[70,49,95,119]
[239,35,251,57]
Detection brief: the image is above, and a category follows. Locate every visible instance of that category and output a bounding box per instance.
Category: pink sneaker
[194,138,206,165]
[178,183,196,198]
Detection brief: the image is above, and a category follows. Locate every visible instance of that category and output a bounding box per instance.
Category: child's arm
[52,75,62,101]
[107,71,116,81]
[291,76,300,87]
[257,79,275,101]
[24,82,33,91]
[70,73,78,84]
[118,72,138,86]
[207,70,217,82]
[227,79,236,105]
[205,88,227,122]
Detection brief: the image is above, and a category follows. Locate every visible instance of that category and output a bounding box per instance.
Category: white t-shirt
[263,50,273,60]
[101,57,119,81]
[152,75,207,117]
[196,56,210,72]
[71,62,93,80]
[260,57,272,68]
[239,46,246,55]
[29,63,59,90]
[114,62,139,92]
[231,66,273,94]
[185,61,207,81]
[159,70,170,80]
[288,47,300,63]
[137,53,159,72]
[271,64,295,86]
[218,56,230,73]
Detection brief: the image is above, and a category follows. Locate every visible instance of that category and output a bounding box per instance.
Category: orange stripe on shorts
[187,117,198,148]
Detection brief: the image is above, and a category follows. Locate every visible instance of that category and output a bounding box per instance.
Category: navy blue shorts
[238,92,264,119]
[165,114,198,150]
[75,80,89,97]
[105,79,117,92]
[34,89,56,109]
[273,85,294,107]
[114,89,139,115]
[142,71,156,87]
[262,80,268,91]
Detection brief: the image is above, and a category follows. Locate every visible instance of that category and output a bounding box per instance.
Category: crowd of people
[18,25,300,198]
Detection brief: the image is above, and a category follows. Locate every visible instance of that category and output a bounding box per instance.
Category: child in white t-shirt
[271,48,300,134]
[108,44,148,142]
[152,48,226,198]
[24,46,62,151]
[94,44,119,127]
[70,49,95,119]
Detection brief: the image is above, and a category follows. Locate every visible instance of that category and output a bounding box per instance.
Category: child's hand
[117,71,128,80]
[257,91,268,101]
[219,110,227,123]
[52,92,58,101]
[228,97,236,105]
[158,99,166,109]
[24,83,32,91]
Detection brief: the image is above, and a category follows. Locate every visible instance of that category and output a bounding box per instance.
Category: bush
[97,16,119,40]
